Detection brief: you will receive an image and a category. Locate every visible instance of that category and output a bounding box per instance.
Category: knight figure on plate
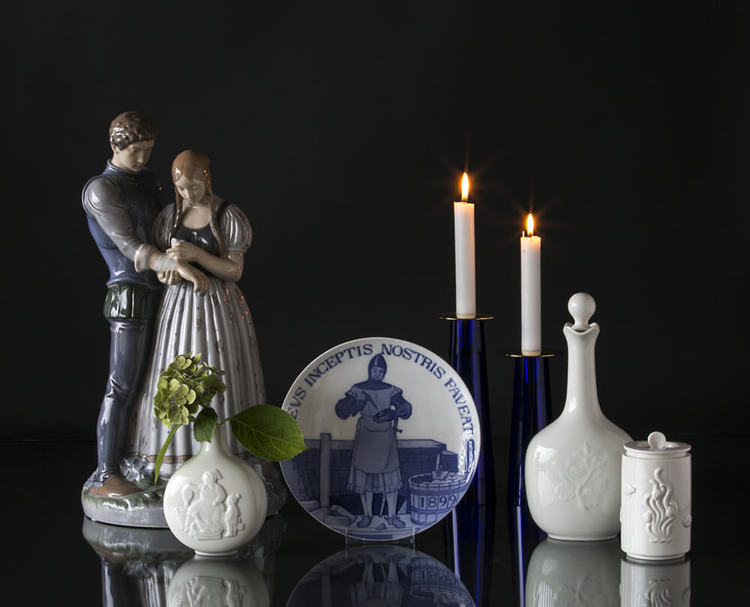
[335,354,413,530]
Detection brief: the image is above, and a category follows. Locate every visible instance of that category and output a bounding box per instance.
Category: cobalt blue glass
[507,354,553,606]
[442,316,495,605]
[446,316,495,506]
[448,503,494,606]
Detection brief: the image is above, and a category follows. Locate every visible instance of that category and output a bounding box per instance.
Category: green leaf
[229,404,307,461]
[194,407,219,443]
[154,425,179,484]
[204,373,227,393]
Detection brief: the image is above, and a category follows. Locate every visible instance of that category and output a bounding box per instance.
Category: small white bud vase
[621,431,692,560]
[524,293,632,540]
[163,427,268,556]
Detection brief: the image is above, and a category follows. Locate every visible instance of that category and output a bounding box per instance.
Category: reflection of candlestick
[521,214,541,355]
[454,173,475,318]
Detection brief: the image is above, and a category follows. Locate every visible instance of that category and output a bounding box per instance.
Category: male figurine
[82,111,207,498]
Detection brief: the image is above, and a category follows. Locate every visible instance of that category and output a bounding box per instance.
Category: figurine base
[81,471,169,528]
[82,457,289,528]
[82,516,191,558]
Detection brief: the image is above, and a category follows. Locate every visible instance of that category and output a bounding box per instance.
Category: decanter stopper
[568,292,596,331]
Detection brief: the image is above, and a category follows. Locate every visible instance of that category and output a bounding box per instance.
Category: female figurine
[128,149,265,479]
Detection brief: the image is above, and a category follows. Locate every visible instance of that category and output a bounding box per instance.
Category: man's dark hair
[108,111,158,150]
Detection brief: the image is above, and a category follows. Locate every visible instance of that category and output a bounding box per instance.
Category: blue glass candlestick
[445,316,495,506]
[442,316,495,604]
[507,353,553,606]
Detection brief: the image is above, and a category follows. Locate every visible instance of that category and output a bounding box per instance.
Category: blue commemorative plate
[280,337,481,541]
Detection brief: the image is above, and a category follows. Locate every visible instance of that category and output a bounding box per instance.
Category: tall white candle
[521,213,541,355]
[454,173,475,318]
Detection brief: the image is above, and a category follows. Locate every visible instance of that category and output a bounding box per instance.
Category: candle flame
[526,213,535,236]
[461,173,469,201]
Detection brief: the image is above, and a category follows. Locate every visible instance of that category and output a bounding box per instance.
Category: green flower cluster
[153,353,226,428]
[150,352,307,484]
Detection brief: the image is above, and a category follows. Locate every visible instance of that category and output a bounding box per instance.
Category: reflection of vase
[621,557,691,607]
[525,293,631,540]
[167,555,270,607]
[525,538,620,607]
[163,428,267,556]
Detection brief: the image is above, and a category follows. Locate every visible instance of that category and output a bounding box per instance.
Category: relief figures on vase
[281,338,481,542]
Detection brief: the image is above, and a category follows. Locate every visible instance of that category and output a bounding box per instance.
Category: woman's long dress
[126,201,265,479]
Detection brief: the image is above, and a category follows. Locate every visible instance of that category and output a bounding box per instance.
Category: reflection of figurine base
[82,516,191,560]
[83,513,287,606]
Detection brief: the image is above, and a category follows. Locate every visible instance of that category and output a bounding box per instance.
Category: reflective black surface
[4,435,748,604]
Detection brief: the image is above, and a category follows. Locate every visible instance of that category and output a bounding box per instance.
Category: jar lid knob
[647,431,667,450]
[568,292,596,331]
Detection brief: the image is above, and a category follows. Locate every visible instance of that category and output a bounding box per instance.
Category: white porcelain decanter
[524,292,631,540]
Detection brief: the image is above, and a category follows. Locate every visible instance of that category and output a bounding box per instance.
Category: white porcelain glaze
[621,556,691,606]
[525,538,620,606]
[525,293,631,540]
[163,428,268,556]
[167,555,270,607]
[621,431,692,560]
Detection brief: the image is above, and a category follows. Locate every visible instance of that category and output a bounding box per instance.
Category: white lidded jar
[163,427,268,556]
[525,293,632,540]
[621,431,692,560]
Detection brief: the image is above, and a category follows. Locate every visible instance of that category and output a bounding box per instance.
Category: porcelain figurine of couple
[81,111,282,527]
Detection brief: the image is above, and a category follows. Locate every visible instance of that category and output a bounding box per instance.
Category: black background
[1,0,747,444]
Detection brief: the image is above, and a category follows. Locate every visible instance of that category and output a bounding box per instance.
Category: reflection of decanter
[525,538,620,607]
[525,293,631,540]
